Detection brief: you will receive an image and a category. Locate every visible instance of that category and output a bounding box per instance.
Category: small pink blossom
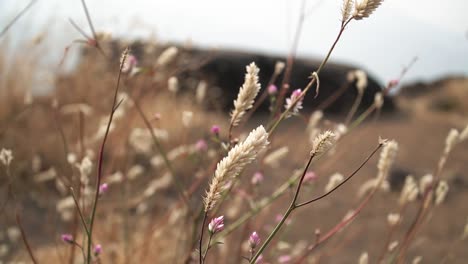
[61,233,73,243]
[285,89,303,117]
[268,85,278,95]
[388,79,399,88]
[278,255,292,263]
[122,55,138,73]
[208,216,224,234]
[251,172,264,185]
[275,214,292,225]
[210,125,220,135]
[303,171,317,184]
[195,139,208,152]
[94,244,102,256]
[248,231,261,249]
[99,183,108,196]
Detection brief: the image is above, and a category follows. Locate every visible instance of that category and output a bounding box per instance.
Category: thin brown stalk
[86,48,128,264]
[0,0,37,38]
[16,212,38,264]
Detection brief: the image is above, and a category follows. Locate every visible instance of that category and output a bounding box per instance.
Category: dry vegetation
[1,1,468,264]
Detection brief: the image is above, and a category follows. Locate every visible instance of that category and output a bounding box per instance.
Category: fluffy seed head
[435,180,449,205]
[387,213,400,226]
[204,126,269,211]
[0,148,13,166]
[311,131,336,156]
[341,0,354,22]
[419,174,433,194]
[353,0,384,20]
[230,62,261,127]
[325,173,344,193]
[400,175,419,204]
[168,76,179,94]
[156,46,178,67]
[359,252,369,264]
[377,140,398,182]
[263,146,289,168]
[274,61,286,75]
[374,92,384,109]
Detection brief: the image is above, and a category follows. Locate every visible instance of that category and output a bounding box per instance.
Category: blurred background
[1,0,468,91]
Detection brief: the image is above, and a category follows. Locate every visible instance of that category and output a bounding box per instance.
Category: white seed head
[358,252,368,264]
[204,125,269,211]
[274,61,286,75]
[230,62,261,127]
[412,256,423,264]
[459,124,468,141]
[168,76,179,94]
[325,173,344,193]
[353,0,384,20]
[341,0,354,22]
[156,46,178,67]
[388,241,398,252]
[377,140,398,182]
[182,111,193,127]
[419,174,434,194]
[445,129,460,154]
[387,213,400,226]
[435,180,449,205]
[400,175,419,204]
[463,217,468,240]
[311,131,336,156]
[196,80,207,104]
[374,92,384,109]
[0,148,13,166]
[263,146,289,168]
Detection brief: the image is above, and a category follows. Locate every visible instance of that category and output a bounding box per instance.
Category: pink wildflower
[208,216,224,234]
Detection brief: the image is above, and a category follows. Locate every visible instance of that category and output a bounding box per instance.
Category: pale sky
[1,0,468,84]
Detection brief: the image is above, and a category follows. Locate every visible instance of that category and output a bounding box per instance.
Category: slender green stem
[86,49,127,264]
[199,212,208,264]
[250,154,315,263]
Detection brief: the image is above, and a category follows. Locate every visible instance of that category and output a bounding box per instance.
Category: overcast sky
[1,0,467,84]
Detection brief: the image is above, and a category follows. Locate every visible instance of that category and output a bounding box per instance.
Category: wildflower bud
[419,174,433,194]
[94,244,102,256]
[210,125,220,135]
[195,139,208,152]
[208,216,224,234]
[99,183,109,196]
[268,84,278,95]
[122,54,137,73]
[61,234,73,244]
[285,89,303,118]
[248,231,261,249]
[251,172,264,185]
